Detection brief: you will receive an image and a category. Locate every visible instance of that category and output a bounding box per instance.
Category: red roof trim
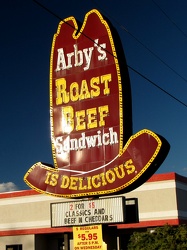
[147,172,176,182]
[147,172,187,184]
[117,218,182,229]
[0,227,72,236]
[0,189,38,199]
[1,218,187,236]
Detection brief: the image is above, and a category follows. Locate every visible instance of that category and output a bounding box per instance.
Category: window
[6,245,22,250]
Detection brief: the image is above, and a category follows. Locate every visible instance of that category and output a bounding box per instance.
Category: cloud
[0,182,19,192]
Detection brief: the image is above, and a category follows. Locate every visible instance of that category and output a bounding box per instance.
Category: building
[1,172,187,250]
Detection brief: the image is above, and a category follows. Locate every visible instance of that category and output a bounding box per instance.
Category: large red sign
[24,9,169,198]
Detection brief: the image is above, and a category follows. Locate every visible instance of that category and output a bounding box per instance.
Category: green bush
[127,224,187,250]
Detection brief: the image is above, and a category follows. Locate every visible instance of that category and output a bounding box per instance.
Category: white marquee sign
[51,197,125,226]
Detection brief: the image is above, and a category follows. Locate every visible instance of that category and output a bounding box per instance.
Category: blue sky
[1,0,187,191]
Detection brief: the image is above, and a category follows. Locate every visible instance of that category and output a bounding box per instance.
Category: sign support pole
[102,225,117,250]
[64,234,69,250]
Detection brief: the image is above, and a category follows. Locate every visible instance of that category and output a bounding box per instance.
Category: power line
[152,0,187,39]
[91,0,187,84]
[128,65,187,108]
[33,0,116,59]
[33,0,187,109]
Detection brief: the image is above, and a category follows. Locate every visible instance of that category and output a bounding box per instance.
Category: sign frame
[51,196,126,227]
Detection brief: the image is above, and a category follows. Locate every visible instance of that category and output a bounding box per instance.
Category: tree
[127,224,187,250]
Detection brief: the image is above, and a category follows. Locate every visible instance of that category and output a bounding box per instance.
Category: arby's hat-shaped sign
[24,9,170,198]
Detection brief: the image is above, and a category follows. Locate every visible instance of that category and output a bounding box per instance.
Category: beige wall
[0,235,34,250]
[0,194,73,231]
[125,180,178,221]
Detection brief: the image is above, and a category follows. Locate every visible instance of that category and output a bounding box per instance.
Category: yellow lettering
[125,159,135,174]
[56,78,69,105]
[60,176,69,188]
[100,172,107,186]
[86,108,97,129]
[105,169,116,183]
[92,174,101,188]
[45,172,51,184]
[90,77,100,97]
[61,105,109,132]
[50,173,59,186]
[98,105,109,127]
[69,177,79,190]
[79,80,91,100]
[70,82,79,102]
[114,165,125,178]
[62,106,74,133]
[55,74,111,105]
[101,74,111,95]
[87,176,92,189]
[79,178,87,190]
[76,110,86,131]
[58,159,136,192]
